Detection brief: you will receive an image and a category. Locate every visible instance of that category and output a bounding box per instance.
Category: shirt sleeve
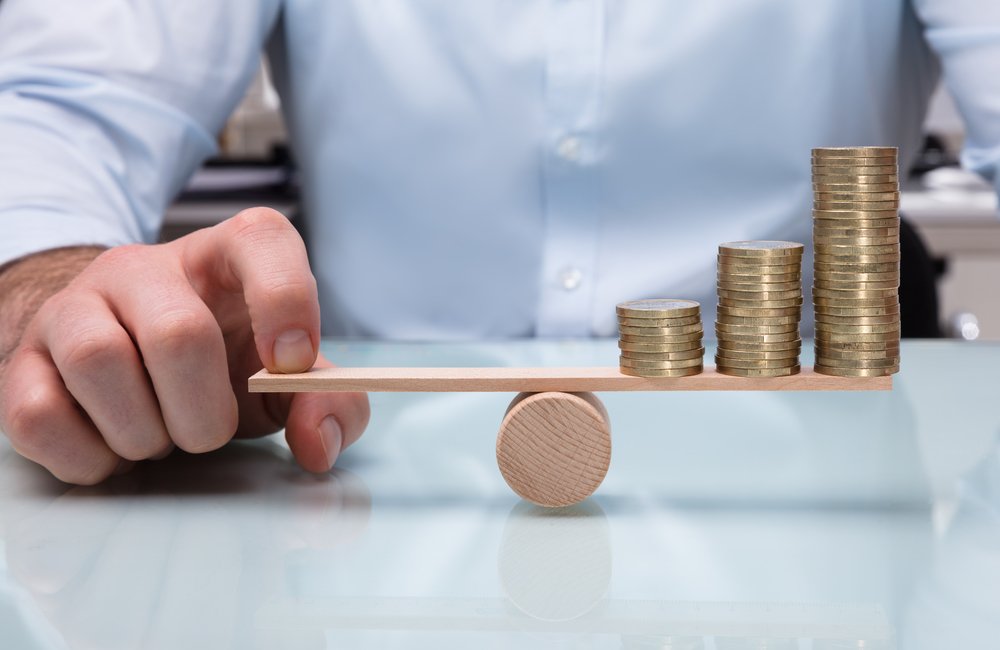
[0,0,282,267]
[913,0,1000,194]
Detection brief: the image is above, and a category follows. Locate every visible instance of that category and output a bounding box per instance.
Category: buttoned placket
[535,0,605,337]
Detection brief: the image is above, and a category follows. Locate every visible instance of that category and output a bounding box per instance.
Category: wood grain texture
[497,392,612,508]
[249,366,891,393]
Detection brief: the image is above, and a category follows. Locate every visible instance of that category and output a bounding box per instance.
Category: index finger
[181,208,320,374]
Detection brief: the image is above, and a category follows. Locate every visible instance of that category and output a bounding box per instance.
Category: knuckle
[3,389,52,454]
[62,329,128,371]
[229,207,294,240]
[146,311,216,354]
[257,275,316,306]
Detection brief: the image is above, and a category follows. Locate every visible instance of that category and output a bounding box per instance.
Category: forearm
[0,246,106,361]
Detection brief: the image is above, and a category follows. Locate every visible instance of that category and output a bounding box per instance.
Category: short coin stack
[812,147,901,376]
[617,299,704,377]
[715,241,804,377]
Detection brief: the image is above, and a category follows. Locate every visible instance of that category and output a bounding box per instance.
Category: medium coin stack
[812,147,901,377]
[617,299,704,377]
[715,241,804,377]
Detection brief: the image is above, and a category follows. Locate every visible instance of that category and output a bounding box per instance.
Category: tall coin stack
[715,241,804,377]
[617,300,705,377]
[811,147,901,377]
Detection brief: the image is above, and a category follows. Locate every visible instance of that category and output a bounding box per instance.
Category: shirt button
[556,136,581,162]
[559,267,582,291]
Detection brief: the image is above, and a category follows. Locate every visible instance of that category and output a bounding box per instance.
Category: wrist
[0,246,106,360]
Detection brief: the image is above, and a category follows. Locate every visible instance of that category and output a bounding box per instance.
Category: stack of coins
[715,241,804,377]
[616,300,704,377]
[812,147,901,377]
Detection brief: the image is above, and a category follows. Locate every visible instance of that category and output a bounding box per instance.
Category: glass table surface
[1,339,998,649]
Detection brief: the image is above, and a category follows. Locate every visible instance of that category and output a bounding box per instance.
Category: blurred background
[165,59,1000,341]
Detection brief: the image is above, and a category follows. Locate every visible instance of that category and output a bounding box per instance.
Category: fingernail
[113,459,136,476]
[318,415,342,471]
[273,329,314,373]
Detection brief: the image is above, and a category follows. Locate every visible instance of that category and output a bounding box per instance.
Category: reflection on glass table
[0,339,998,649]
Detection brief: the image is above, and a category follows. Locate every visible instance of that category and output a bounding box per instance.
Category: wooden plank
[249,366,891,393]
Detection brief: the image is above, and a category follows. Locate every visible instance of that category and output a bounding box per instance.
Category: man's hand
[0,209,369,484]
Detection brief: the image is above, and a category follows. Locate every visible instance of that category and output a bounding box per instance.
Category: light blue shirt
[1,0,999,338]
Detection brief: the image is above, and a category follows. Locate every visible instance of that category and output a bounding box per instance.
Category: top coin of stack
[811,147,901,377]
[617,299,704,377]
[715,241,804,377]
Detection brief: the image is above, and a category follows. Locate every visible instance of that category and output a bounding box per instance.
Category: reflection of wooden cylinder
[496,392,612,507]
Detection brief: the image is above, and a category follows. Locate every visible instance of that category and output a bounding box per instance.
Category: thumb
[282,354,371,472]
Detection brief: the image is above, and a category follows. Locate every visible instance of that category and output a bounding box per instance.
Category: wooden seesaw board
[249,366,890,507]
[248,365,891,393]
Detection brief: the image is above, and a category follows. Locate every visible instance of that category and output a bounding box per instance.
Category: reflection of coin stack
[715,242,804,377]
[616,300,704,377]
[812,147,901,377]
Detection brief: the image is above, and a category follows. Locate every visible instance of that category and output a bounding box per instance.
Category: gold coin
[715,347,800,360]
[618,340,704,353]
[719,271,802,283]
[812,158,897,167]
[814,262,899,274]
[619,365,703,378]
[618,355,704,368]
[616,299,701,318]
[814,305,900,317]
[812,176,900,186]
[812,147,897,157]
[715,365,802,378]
[815,358,900,370]
[714,355,800,369]
[811,154,898,166]
[813,235,898,247]
[816,348,899,360]
[718,338,803,351]
[814,328,899,341]
[717,288,802,301]
[815,271,899,283]
[813,192,900,202]
[812,164,898,175]
[620,347,706,361]
[618,332,704,344]
[813,182,899,193]
[813,278,899,288]
[812,209,898,220]
[813,201,899,212]
[816,337,899,352]
[719,296,804,309]
[814,252,901,263]
[813,226,899,238]
[815,314,900,327]
[813,217,900,229]
[716,314,801,326]
[715,331,801,343]
[814,243,900,256]
[717,260,802,273]
[811,286,898,299]
[717,280,801,292]
[717,305,802,317]
[620,356,704,369]
[617,314,702,327]
[717,241,805,258]
[814,364,898,377]
[815,344,899,356]
[618,323,704,336]
[813,297,899,309]
[715,322,799,334]
[815,321,901,334]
